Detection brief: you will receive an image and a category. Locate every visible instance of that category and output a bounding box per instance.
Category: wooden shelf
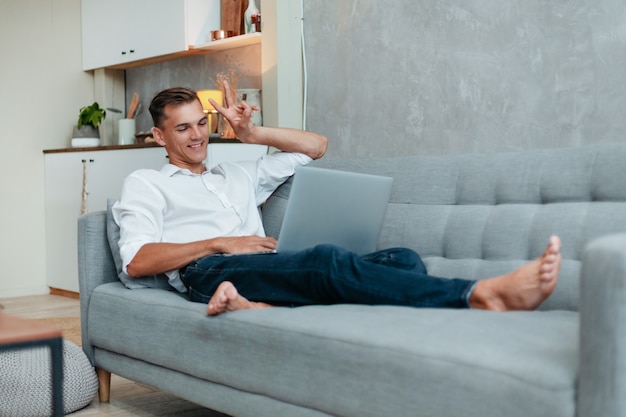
[99,33,262,70]
[43,142,162,154]
[43,137,244,154]
[192,32,262,52]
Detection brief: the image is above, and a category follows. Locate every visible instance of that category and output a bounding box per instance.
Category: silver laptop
[275,166,394,255]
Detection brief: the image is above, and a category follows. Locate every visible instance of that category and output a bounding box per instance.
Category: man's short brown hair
[149,87,200,128]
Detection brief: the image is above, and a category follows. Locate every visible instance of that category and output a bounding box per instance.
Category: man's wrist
[239,125,260,144]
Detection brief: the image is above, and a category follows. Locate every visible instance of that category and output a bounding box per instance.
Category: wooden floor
[0,294,229,417]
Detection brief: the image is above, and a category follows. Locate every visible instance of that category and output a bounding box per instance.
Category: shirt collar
[160,163,207,177]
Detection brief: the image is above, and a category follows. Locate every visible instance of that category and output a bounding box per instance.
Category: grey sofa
[78,143,626,417]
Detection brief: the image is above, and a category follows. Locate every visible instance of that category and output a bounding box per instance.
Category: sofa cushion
[88,283,578,417]
[106,199,123,277]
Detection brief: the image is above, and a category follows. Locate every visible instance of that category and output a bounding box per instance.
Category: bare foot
[207,281,271,316]
[469,235,562,311]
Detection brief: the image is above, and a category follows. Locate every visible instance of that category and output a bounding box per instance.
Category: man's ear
[152,126,166,146]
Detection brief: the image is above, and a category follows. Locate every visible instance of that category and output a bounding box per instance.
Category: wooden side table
[0,313,64,417]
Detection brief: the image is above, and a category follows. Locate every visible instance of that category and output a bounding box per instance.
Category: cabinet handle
[121,51,126,55]
[80,159,95,163]
[129,49,135,53]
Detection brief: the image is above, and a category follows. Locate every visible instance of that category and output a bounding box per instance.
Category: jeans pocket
[187,285,211,304]
[182,262,224,304]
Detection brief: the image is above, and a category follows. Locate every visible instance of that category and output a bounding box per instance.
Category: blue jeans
[181,244,476,308]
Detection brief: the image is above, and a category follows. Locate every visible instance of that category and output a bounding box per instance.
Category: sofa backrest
[262,143,626,311]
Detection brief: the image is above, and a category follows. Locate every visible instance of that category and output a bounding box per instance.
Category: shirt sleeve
[112,170,166,276]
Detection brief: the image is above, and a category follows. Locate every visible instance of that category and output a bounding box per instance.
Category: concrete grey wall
[303,1,626,157]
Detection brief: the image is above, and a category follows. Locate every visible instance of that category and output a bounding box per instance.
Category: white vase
[237,89,262,126]
[244,0,259,34]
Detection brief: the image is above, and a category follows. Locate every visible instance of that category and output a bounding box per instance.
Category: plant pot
[72,125,100,139]
[71,125,101,147]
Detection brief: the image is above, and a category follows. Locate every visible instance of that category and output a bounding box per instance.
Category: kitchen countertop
[43,137,243,154]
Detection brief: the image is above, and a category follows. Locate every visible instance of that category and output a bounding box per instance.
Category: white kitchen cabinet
[206,143,268,168]
[44,147,168,292]
[81,0,219,70]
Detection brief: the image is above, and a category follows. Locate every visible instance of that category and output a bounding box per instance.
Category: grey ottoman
[0,340,98,416]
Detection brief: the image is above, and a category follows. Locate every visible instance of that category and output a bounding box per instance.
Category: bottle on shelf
[244,0,260,34]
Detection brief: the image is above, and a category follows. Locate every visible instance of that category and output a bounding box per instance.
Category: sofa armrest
[578,233,626,417]
[77,210,118,363]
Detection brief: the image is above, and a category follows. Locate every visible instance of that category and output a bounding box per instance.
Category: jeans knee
[306,244,354,274]
[310,244,349,256]
[395,247,424,266]
[362,247,426,273]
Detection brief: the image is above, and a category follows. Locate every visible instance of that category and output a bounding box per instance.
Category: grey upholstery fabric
[105,198,123,277]
[93,348,337,417]
[578,233,626,417]
[77,210,117,362]
[78,143,626,417]
[87,281,578,417]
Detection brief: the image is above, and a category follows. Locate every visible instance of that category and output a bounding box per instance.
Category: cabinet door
[86,148,168,211]
[44,152,93,293]
[124,0,186,65]
[206,144,269,167]
[81,0,186,70]
[81,0,126,70]
[44,147,168,292]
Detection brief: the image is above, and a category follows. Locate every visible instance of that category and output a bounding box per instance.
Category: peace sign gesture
[208,80,260,142]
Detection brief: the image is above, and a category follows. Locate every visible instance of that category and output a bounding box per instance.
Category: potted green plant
[71,102,106,147]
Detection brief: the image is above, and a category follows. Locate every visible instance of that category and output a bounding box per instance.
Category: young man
[113,82,561,316]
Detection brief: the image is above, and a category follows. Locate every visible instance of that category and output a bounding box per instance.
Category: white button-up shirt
[113,151,311,291]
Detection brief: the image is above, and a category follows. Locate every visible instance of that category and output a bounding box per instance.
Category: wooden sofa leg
[96,368,111,402]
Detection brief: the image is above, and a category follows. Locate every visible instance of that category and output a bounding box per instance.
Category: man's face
[153,99,209,173]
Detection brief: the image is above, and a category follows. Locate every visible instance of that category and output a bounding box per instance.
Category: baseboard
[49,287,80,299]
